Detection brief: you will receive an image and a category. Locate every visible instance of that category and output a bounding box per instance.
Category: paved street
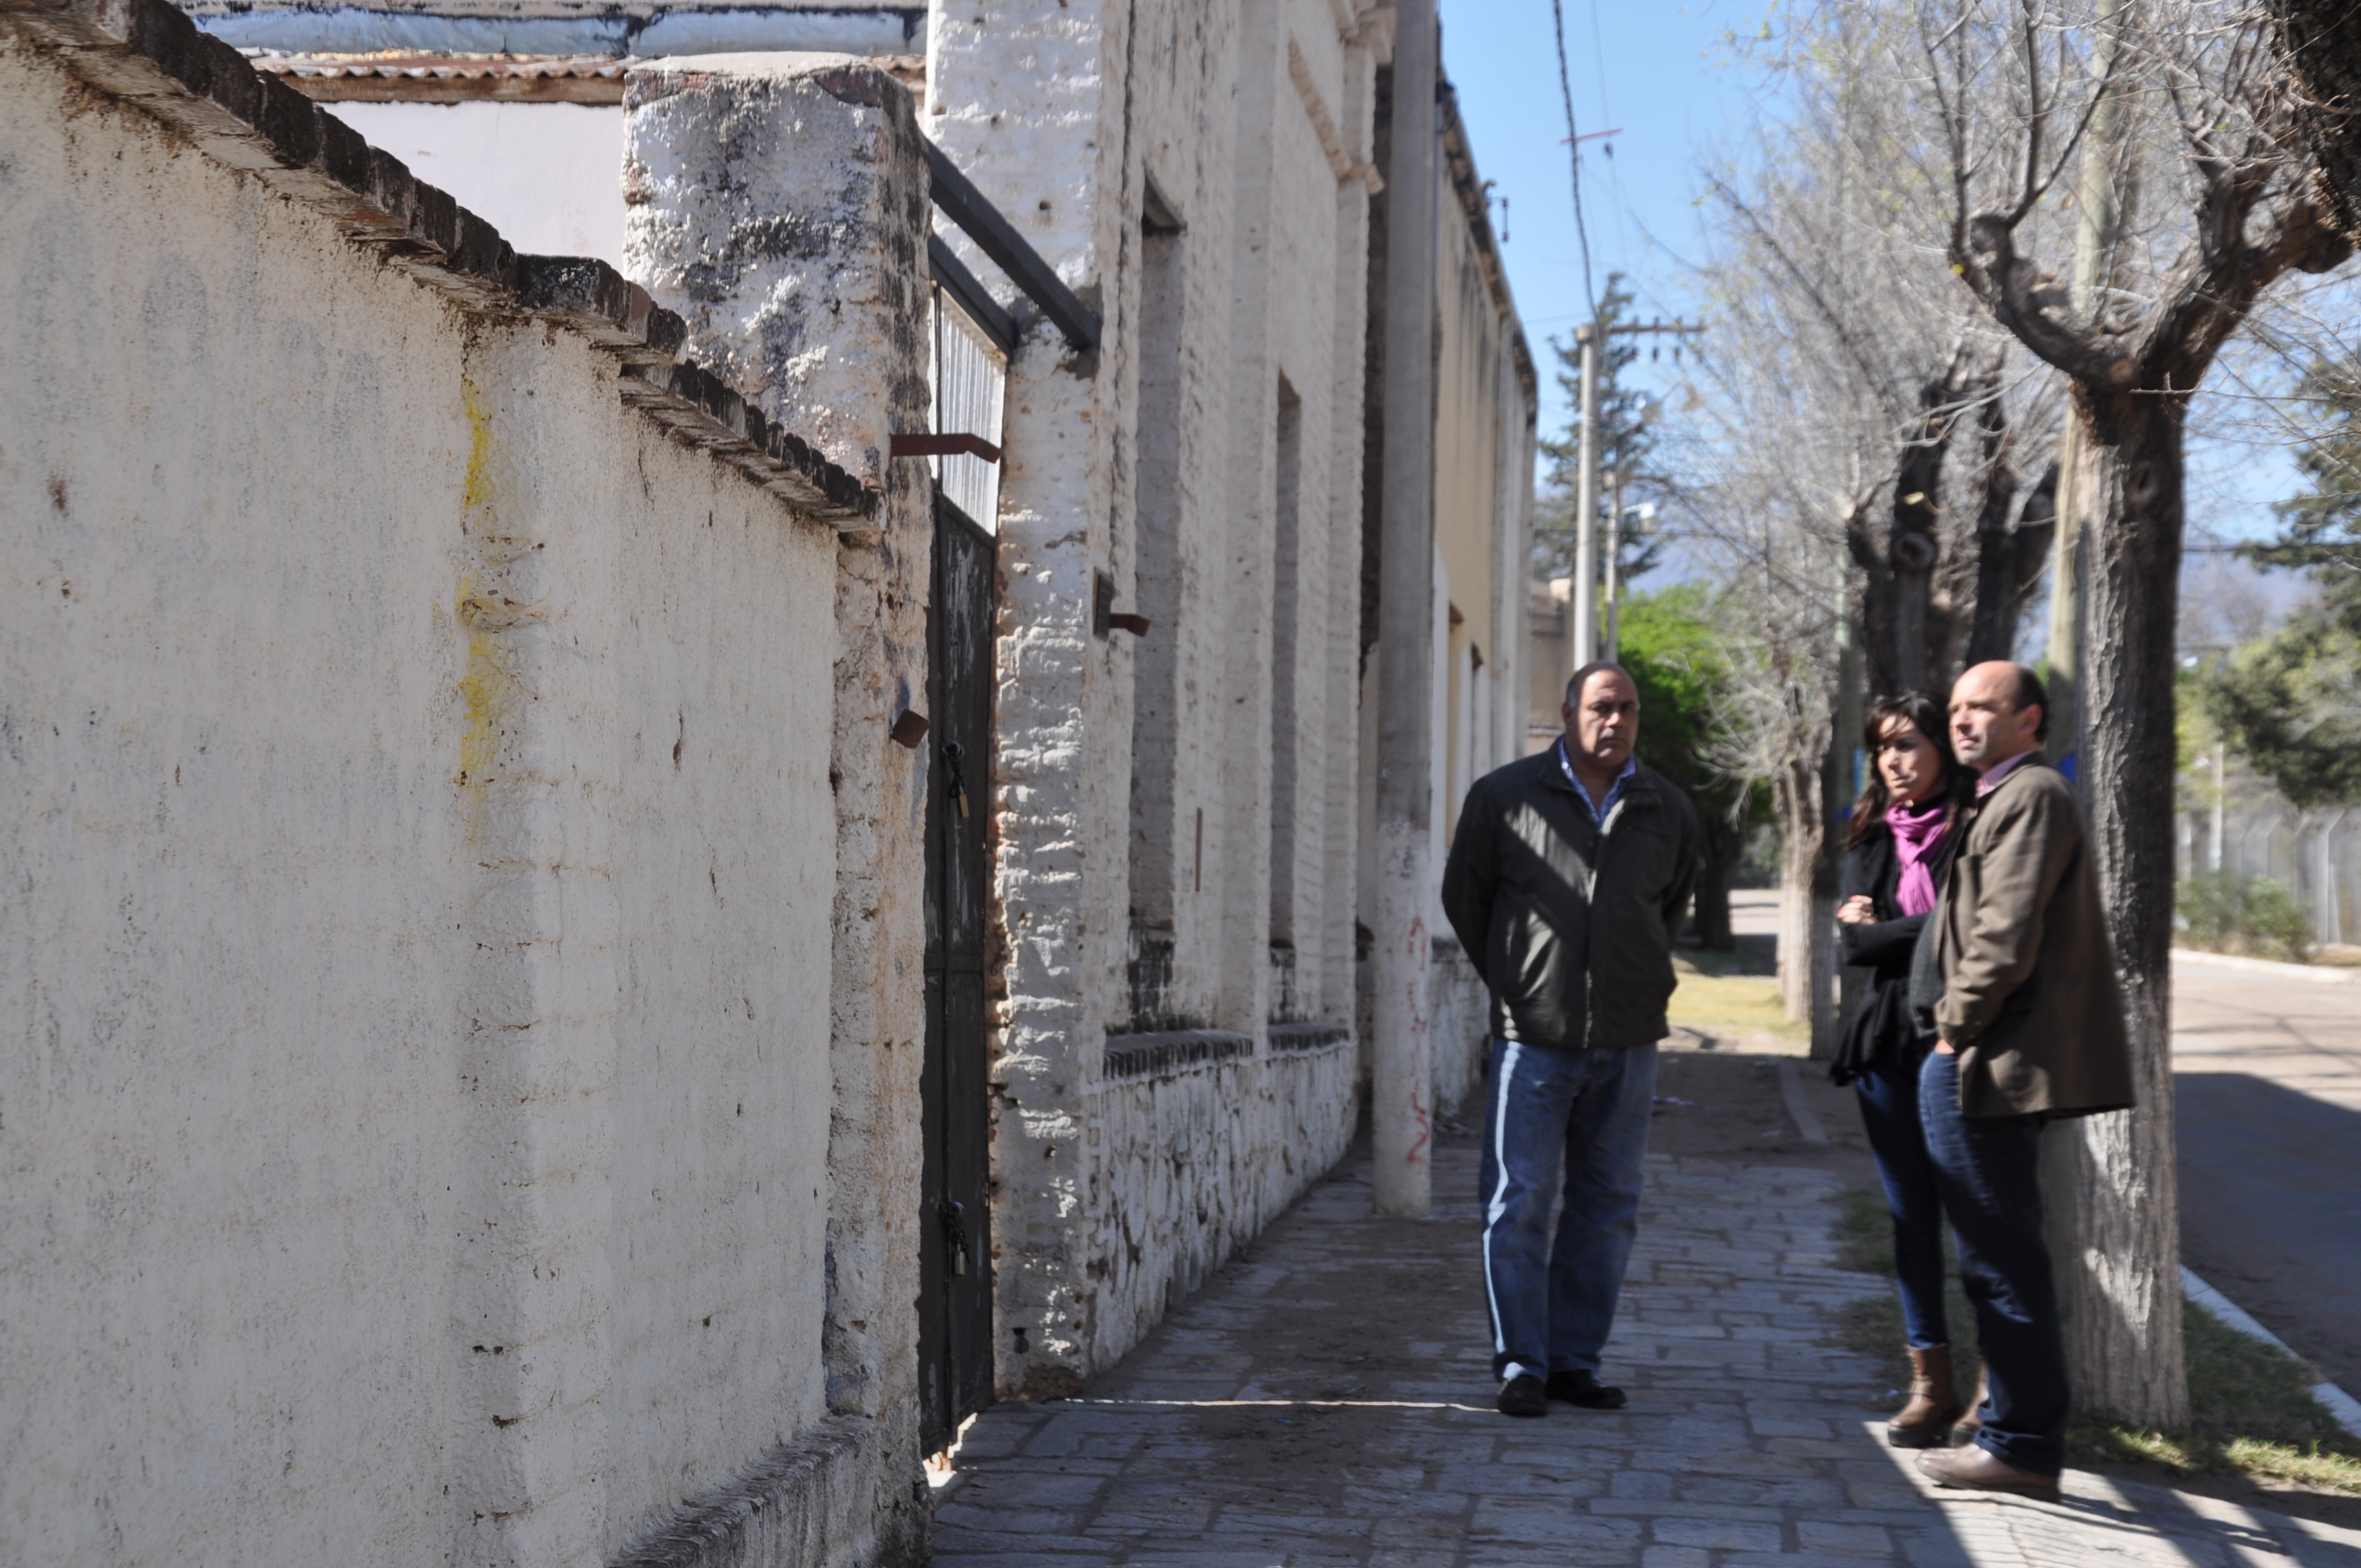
[2175,959,2361,1393]
[932,1133,2361,1566]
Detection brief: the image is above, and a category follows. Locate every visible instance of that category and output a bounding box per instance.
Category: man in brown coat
[1909,661,2133,1501]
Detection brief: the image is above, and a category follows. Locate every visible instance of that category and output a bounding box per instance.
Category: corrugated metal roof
[253,51,634,79]
[249,48,922,103]
[250,51,631,100]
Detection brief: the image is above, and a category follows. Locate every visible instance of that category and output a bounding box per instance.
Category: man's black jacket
[1441,748,1702,1052]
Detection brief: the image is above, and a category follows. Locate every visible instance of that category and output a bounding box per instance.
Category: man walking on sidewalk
[1442,662,1700,1419]
[1911,661,2134,1500]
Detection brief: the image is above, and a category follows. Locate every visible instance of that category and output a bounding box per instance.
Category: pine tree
[2206,359,2361,808]
[1533,275,1668,587]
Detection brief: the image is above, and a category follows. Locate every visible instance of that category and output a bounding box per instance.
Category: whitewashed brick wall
[928,0,1386,1397]
[0,25,926,1568]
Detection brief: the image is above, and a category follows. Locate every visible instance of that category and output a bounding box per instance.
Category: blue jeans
[1918,1048,2069,1475]
[1478,1039,1658,1382]
[1855,1049,1950,1349]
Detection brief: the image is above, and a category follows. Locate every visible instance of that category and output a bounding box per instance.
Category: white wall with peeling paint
[0,43,849,1567]
[926,0,1387,1398]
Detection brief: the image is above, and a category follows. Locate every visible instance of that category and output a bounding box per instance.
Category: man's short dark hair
[2009,664,2050,742]
[1564,661,1638,705]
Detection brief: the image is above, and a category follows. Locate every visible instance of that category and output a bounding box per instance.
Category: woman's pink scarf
[1885,796,1953,918]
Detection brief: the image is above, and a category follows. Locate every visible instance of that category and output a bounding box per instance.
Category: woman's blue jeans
[1477,1039,1658,1382]
[1854,1048,1951,1349]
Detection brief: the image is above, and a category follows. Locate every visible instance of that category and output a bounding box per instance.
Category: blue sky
[1436,0,2306,567]
[1439,0,1763,460]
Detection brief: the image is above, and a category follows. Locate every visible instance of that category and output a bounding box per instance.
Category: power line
[1549,0,1596,320]
[1584,0,1630,269]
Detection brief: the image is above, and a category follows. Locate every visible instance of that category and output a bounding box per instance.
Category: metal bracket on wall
[891,432,1002,462]
[1091,570,1149,638]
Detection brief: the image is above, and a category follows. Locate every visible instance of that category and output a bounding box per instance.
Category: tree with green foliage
[1534,274,1669,589]
[1616,583,1768,950]
[2207,359,2361,808]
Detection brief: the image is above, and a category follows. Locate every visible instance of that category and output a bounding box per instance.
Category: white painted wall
[1097,1042,1357,1361]
[0,45,848,1565]
[2,54,475,1561]
[327,101,628,266]
[929,0,1381,1395]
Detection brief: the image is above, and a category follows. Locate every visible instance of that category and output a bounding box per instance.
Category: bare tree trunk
[1966,457,2055,667]
[2055,385,2190,1431]
[1888,374,1951,694]
[1691,816,1741,952]
[1848,511,1899,700]
[1959,391,2017,669]
[2272,0,2361,243]
[1861,356,2036,700]
[1774,759,1823,1025]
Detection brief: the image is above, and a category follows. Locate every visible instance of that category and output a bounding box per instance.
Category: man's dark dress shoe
[1918,1443,2061,1502]
[1496,1373,1548,1418]
[1545,1369,1628,1409]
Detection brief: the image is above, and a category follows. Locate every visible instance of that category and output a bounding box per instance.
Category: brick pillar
[1371,1,1440,1218]
[625,52,934,1558]
[924,9,1126,1398]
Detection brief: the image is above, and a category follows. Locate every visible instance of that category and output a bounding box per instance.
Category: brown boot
[1951,1364,1989,1445]
[1887,1344,1966,1448]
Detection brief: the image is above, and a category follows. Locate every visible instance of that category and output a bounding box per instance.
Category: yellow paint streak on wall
[457,573,510,788]
[454,378,515,835]
[462,375,496,513]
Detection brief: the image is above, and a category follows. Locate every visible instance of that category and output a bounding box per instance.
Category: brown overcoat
[1932,758,2136,1119]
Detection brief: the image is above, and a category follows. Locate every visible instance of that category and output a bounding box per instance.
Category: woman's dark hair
[1846,690,1976,848]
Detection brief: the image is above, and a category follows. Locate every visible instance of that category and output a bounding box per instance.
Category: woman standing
[1833,691,1975,1448]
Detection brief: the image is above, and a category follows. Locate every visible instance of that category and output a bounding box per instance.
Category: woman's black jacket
[1831,821,1954,1086]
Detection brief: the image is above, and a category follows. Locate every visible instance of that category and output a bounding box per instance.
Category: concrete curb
[2172,948,2360,984]
[2182,1266,2361,1439]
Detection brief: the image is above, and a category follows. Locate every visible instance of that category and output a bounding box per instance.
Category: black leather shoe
[1546,1368,1628,1409]
[1496,1373,1548,1418]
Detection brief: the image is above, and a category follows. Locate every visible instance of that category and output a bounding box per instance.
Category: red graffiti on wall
[1406,1089,1431,1166]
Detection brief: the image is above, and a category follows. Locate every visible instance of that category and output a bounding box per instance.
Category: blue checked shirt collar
[1557,741,1637,825]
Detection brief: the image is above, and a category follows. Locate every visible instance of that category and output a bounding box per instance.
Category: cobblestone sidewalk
[931,1137,2361,1566]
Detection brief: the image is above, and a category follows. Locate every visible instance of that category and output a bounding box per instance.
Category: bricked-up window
[1125,184,1188,1030]
[1267,377,1305,947]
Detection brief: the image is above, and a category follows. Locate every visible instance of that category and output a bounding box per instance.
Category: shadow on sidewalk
[930,1064,2361,1566]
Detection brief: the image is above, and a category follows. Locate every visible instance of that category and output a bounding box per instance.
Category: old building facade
[1,1,1533,1563]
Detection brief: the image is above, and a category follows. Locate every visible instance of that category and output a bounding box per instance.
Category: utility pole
[1603,461,1623,661]
[1573,320,1700,668]
[1573,321,1600,667]
[2209,744,2226,872]
[1371,0,1439,1219]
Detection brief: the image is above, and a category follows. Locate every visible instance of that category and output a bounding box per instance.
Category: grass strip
[1667,956,1807,1045]
[1832,1185,2361,1494]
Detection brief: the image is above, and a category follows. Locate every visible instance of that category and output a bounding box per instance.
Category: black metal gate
[919,491,996,1453]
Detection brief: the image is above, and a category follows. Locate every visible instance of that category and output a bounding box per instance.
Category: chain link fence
[2177,799,2361,952]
